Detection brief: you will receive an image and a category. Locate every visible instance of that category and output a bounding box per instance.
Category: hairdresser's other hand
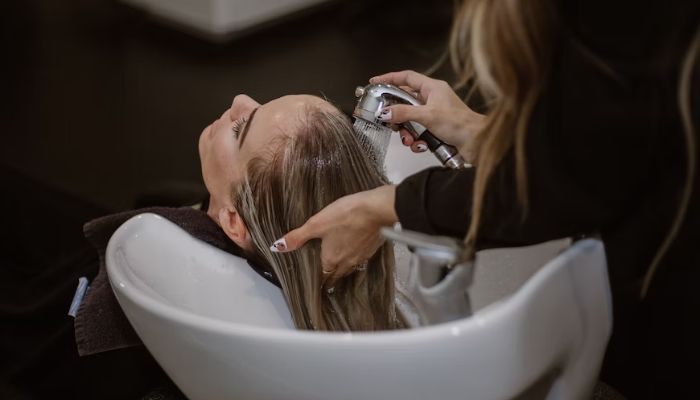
[270,185,398,286]
[370,70,485,157]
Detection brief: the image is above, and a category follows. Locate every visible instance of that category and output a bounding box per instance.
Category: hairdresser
[273,0,700,397]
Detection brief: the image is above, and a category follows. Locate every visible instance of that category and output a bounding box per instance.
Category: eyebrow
[238,107,259,149]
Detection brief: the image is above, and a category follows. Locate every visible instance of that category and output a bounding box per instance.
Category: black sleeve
[395,166,473,239]
[393,148,616,251]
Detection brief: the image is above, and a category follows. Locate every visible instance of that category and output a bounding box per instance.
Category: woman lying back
[198,94,405,330]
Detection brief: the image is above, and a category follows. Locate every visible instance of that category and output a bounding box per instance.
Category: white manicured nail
[270,238,287,252]
[377,108,392,121]
[416,143,428,152]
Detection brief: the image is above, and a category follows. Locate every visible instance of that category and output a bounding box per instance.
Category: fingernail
[416,143,428,152]
[270,238,287,252]
[401,136,407,145]
[377,108,392,121]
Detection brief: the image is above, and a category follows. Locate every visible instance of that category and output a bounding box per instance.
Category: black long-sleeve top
[395,1,699,398]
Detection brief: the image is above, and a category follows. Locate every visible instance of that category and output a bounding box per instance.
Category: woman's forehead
[263,94,333,116]
[248,95,335,140]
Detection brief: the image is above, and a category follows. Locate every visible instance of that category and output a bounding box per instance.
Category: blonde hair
[232,107,405,331]
[640,26,699,298]
[449,0,556,251]
[449,0,698,297]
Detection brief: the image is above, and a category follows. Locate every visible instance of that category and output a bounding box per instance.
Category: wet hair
[231,106,405,331]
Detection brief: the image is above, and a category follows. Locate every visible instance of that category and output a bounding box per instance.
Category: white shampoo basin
[106,211,612,400]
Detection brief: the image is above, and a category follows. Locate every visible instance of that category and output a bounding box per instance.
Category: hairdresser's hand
[270,185,398,286]
[370,70,485,158]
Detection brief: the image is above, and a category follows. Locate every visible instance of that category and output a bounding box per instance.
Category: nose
[229,94,260,121]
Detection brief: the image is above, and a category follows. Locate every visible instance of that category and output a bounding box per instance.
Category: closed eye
[231,117,248,139]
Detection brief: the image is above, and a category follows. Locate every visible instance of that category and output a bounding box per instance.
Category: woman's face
[199,94,334,218]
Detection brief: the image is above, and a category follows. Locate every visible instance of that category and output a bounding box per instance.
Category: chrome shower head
[353,83,466,169]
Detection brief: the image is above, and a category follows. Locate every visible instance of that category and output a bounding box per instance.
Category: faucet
[382,227,475,326]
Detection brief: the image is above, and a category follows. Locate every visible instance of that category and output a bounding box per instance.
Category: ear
[218,207,252,250]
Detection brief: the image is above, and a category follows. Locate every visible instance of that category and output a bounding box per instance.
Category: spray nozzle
[352,83,466,169]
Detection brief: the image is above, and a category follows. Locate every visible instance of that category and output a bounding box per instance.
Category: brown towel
[73,206,268,356]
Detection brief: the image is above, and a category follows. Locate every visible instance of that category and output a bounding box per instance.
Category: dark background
[0,2,455,397]
[1,0,454,212]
